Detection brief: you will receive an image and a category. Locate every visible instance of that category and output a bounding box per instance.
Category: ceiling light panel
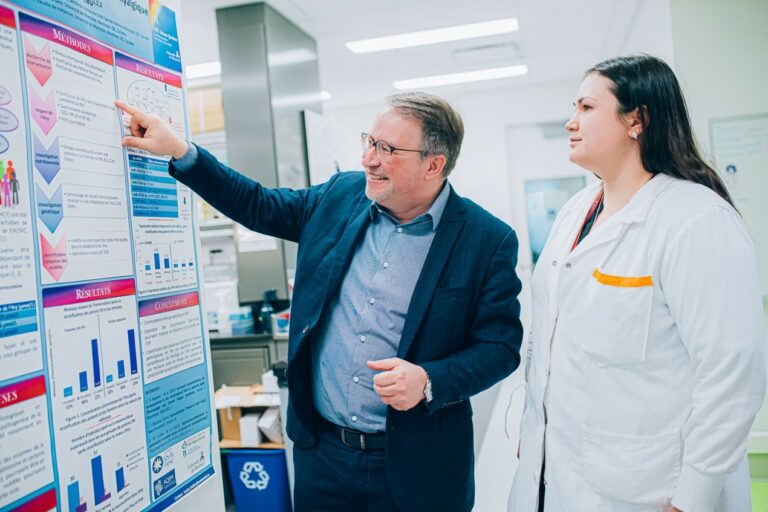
[393,65,528,90]
[346,18,519,54]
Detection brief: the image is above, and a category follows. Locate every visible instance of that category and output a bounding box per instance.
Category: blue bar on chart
[116,467,126,492]
[128,329,138,375]
[145,263,151,271]
[153,252,161,270]
[91,455,111,504]
[79,371,88,392]
[64,386,73,397]
[106,375,113,383]
[118,360,125,378]
[67,481,79,512]
[91,339,101,387]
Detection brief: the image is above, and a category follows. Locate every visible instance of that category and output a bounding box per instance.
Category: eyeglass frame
[361,132,425,160]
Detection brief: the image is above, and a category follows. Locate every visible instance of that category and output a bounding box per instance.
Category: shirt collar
[369,180,451,231]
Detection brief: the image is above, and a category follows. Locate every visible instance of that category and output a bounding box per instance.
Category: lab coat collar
[566,173,674,259]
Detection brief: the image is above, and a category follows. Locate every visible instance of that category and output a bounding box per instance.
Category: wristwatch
[423,374,433,404]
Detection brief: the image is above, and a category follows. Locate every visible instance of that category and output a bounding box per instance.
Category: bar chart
[133,235,197,297]
[65,456,134,512]
[43,280,150,511]
[60,327,139,399]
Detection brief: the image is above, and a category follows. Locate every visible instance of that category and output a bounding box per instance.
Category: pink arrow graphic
[40,234,68,281]
[29,89,57,135]
[24,37,53,87]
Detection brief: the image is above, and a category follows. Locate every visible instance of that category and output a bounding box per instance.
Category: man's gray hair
[387,92,464,177]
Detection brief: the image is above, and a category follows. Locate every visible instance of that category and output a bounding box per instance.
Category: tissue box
[258,407,283,444]
[239,413,262,447]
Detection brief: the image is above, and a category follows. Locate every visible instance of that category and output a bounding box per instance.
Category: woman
[509,55,766,512]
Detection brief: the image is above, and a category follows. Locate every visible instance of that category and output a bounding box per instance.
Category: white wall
[670,0,768,453]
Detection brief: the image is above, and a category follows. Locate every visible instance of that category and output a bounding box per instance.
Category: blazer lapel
[323,196,372,304]
[397,191,467,358]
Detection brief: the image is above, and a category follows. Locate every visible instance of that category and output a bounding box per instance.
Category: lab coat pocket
[581,426,680,504]
[577,268,653,365]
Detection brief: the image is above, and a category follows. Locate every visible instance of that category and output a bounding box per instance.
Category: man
[116,92,523,511]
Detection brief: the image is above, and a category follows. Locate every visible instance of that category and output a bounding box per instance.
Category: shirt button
[353,376,360,383]
[565,262,572,269]
[397,227,403,233]
[301,325,309,334]
[360,335,367,342]
[369,298,376,304]
[351,416,358,422]
[383,262,389,268]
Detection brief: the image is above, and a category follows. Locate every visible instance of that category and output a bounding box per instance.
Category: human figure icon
[9,161,20,206]
[2,170,10,207]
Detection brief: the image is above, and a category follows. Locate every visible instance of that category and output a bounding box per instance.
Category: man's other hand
[368,358,428,411]
[115,100,188,159]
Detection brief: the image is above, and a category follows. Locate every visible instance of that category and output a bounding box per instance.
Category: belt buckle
[340,428,366,450]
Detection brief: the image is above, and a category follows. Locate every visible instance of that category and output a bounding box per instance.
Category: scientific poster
[0,1,215,511]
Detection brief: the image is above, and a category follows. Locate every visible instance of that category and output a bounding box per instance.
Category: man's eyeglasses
[361,132,423,163]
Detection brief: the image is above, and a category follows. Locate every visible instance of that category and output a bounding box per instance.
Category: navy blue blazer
[171,146,523,511]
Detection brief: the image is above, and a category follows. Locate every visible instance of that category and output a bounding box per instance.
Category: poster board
[710,113,768,296]
[0,1,223,511]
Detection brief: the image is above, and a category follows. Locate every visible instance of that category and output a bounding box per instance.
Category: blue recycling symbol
[240,461,269,491]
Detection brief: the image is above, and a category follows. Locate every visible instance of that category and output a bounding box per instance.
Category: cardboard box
[214,384,283,448]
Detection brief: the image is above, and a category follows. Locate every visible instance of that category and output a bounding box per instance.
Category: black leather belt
[326,421,385,451]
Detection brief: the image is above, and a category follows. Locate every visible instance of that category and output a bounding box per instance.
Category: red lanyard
[572,189,604,251]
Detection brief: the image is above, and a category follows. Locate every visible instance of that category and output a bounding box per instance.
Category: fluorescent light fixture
[185,61,221,79]
[272,91,332,109]
[346,18,519,54]
[393,65,528,90]
[268,48,317,67]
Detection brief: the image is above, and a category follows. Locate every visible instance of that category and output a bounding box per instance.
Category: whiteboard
[710,113,768,296]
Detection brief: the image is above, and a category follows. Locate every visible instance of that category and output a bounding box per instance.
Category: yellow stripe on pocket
[592,268,653,287]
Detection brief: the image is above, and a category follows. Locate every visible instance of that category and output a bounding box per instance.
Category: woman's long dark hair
[588,54,735,207]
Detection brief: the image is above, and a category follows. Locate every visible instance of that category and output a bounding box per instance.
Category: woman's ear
[625,106,647,139]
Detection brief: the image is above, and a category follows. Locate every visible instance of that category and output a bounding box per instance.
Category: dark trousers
[293,423,399,512]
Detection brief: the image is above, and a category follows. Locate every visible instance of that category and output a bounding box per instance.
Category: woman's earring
[630,131,638,140]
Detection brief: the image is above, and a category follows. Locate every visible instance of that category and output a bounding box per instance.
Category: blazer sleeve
[169,144,338,243]
[421,229,524,411]
[663,206,767,512]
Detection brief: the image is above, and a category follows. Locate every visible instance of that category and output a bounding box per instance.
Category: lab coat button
[551,260,558,266]
[565,262,572,269]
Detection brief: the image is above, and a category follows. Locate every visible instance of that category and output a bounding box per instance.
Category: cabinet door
[211,346,270,390]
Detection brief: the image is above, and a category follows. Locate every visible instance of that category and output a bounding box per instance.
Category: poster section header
[116,52,181,88]
[0,375,45,410]
[11,0,181,71]
[42,278,137,307]
[19,12,113,65]
[0,4,15,28]
[139,291,199,317]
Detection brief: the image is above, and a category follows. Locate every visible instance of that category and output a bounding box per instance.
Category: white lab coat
[508,174,766,512]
